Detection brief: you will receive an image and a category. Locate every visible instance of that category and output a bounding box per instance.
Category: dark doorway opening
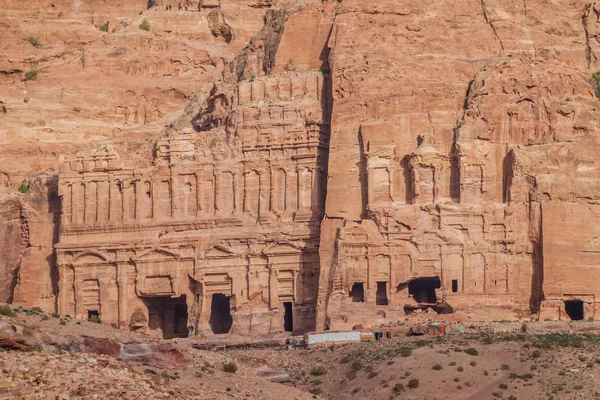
[88,310,100,323]
[452,279,459,293]
[283,302,293,332]
[210,293,233,334]
[409,277,441,303]
[564,300,584,321]
[350,282,365,302]
[376,282,388,305]
[173,302,188,337]
[143,296,189,339]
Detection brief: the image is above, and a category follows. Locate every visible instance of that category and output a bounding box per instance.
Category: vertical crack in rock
[582,4,598,69]
[481,0,504,55]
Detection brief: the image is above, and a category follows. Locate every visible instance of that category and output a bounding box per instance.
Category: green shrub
[309,387,322,395]
[457,367,464,372]
[18,180,29,193]
[501,364,510,371]
[59,320,66,325]
[393,383,404,393]
[310,366,326,376]
[24,69,38,81]
[499,383,508,390]
[99,23,108,32]
[464,348,479,356]
[407,378,419,389]
[0,305,16,317]
[432,364,442,371]
[350,360,363,372]
[144,368,157,375]
[399,347,412,357]
[51,313,60,319]
[28,36,41,48]
[41,314,49,321]
[139,19,150,31]
[470,361,477,366]
[367,371,378,379]
[222,361,238,373]
[591,71,600,99]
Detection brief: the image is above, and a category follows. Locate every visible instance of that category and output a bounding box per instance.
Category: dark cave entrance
[564,300,584,321]
[87,310,100,323]
[283,302,293,332]
[209,293,233,334]
[350,282,365,302]
[143,295,189,339]
[408,277,441,304]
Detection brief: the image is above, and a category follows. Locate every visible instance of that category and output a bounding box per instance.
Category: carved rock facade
[16,0,600,338]
[56,71,330,338]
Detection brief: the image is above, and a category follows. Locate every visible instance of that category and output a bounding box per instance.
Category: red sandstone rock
[3,0,600,341]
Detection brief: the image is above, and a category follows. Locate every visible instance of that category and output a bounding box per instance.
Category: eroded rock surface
[2,0,600,339]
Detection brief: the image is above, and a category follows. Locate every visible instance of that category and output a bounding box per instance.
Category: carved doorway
[408,277,440,304]
[564,300,584,321]
[143,295,189,339]
[351,282,365,302]
[283,302,293,332]
[376,282,388,305]
[209,293,233,334]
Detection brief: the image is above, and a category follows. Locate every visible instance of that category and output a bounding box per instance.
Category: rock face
[4,0,600,337]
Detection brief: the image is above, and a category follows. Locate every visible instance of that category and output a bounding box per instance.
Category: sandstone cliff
[2,0,600,337]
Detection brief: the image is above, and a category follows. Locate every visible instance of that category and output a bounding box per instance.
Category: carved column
[233,171,241,215]
[122,181,133,221]
[258,169,269,215]
[109,181,121,221]
[268,266,278,309]
[134,180,143,220]
[60,184,72,225]
[195,172,202,217]
[97,181,109,222]
[84,182,96,223]
[172,172,183,218]
[72,182,83,224]
[288,168,298,211]
[310,167,319,210]
[214,170,221,213]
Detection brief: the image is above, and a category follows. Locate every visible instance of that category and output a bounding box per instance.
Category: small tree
[591,71,600,99]
[99,23,109,32]
[139,19,151,31]
[18,180,29,193]
[24,69,38,81]
[222,361,238,373]
[28,36,41,48]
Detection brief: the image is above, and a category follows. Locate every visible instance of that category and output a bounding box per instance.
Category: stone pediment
[73,251,109,265]
[204,244,238,258]
[263,241,302,255]
[133,248,181,262]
